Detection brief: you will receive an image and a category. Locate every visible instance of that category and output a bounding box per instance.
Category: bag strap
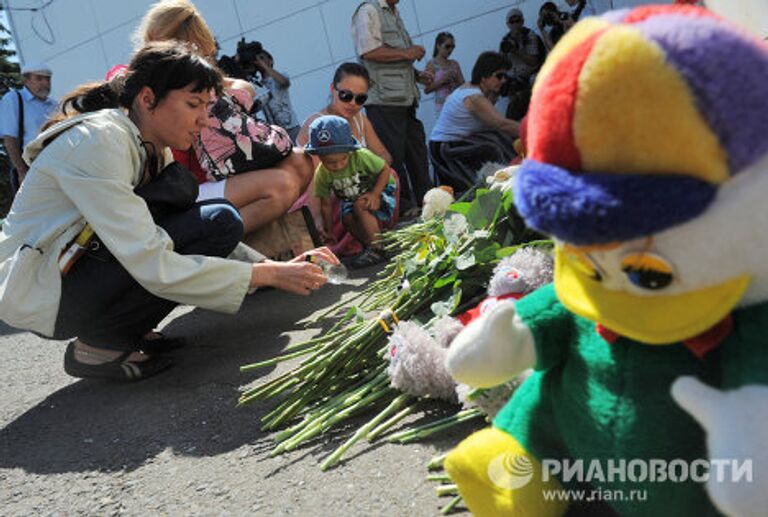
[15,89,24,147]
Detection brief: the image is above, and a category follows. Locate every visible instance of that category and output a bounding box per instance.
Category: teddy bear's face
[554,237,750,345]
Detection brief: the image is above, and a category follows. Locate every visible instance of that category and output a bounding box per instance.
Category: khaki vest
[355,1,420,106]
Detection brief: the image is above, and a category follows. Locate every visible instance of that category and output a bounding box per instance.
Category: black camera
[236,38,263,65]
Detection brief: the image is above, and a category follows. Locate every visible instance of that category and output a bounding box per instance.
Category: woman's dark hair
[471,51,510,85]
[49,41,222,127]
[433,31,454,57]
[540,1,559,14]
[332,62,370,87]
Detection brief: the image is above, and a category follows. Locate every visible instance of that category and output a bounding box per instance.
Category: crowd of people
[0,0,597,382]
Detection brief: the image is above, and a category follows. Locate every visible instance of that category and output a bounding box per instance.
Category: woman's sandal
[138,332,187,354]
[63,341,173,381]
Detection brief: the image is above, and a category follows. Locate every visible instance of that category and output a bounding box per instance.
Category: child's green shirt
[314,148,392,202]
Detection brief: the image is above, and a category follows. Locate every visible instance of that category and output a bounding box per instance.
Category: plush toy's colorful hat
[514,5,768,245]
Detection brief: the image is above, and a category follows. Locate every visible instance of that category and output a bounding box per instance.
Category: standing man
[352,0,433,218]
[499,8,545,120]
[0,62,57,191]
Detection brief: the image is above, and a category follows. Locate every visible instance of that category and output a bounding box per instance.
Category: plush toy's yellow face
[554,243,750,344]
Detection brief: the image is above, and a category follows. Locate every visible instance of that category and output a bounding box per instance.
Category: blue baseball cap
[304,115,361,155]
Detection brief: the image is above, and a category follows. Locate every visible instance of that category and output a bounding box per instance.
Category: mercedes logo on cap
[317,129,332,143]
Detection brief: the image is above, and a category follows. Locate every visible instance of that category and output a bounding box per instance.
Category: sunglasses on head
[335,86,368,106]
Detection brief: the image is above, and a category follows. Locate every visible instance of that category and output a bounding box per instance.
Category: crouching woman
[0,42,335,381]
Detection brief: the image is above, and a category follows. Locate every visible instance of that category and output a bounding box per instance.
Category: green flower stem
[279,378,392,455]
[387,409,484,444]
[366,405,416,442]
[262,370,364,430]
[271,372,385,447]
[441,495,463,515]
[427,453,448,470]
[273,414,315,443]
[240,344,323,372]
[320,393,411,471]
[260,376,302,401]
[436,484,458,496]
[284,327,351,351]
[237,375,294,405]
[427,474,452,483]
[309,292,365,323]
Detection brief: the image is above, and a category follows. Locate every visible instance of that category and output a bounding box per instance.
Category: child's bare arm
[319,197,335,242]
[370,165,390,197]
[360,166,391,211]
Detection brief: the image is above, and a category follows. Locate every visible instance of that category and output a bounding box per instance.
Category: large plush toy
[444,5,768,517]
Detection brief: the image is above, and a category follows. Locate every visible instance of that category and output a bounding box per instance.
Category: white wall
[5,0,671,136]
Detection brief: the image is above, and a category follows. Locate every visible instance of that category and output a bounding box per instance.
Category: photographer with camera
[254,50,301,143]
[537,2,574,51]
[498,8,545,120]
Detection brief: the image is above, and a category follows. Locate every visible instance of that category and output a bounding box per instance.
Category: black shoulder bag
[9,90,24,193]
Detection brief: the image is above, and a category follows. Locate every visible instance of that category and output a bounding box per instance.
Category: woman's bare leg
[224,150,314,233]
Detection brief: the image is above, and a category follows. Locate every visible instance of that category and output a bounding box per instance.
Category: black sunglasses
[508,16,523,22]
[444,43,455,49]
[335,86,368,106]
[494,72,507,80]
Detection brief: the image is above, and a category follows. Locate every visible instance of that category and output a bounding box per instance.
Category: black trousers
[53,200,243,351]
[365,104,432,210]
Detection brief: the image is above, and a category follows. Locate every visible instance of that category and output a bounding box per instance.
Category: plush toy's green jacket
[494,283,768,515]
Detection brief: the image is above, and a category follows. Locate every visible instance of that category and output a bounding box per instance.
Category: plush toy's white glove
[445,301,536,388]
[671,377,768,517]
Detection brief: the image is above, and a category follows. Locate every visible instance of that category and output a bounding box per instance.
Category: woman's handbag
[59,161,200,272]
[194,91,293,181]
[135,161,200,218]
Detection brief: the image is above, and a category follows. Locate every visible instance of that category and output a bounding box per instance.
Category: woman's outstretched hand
[249,247,340,295]
[293,246,340,267]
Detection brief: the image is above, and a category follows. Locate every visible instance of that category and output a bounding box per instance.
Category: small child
[305,115,396,268]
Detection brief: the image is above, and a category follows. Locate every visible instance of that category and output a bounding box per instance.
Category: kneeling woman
[429,51,521,195]
[0,42,335,381]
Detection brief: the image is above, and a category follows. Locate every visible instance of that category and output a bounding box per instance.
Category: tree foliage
[0,5,21,95]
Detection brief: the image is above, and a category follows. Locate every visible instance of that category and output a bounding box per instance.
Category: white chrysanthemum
[485,165,520,192]
[422,188,455,220]
[443,213,469,243]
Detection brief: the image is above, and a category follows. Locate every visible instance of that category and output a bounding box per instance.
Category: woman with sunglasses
[429,52,520,194]
[296,62,396,259]
[425,32,465,114]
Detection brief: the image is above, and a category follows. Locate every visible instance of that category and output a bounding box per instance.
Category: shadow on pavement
[0,320,28,337]
[0,280,361,475]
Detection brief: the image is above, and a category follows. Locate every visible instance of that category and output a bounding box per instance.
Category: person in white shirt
[0,62,57,189]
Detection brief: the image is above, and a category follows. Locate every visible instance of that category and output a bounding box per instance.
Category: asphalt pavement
[0,265,477,516]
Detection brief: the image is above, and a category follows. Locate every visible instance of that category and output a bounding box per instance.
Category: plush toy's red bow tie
[596,315,733,359]
[456,293,523,326]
